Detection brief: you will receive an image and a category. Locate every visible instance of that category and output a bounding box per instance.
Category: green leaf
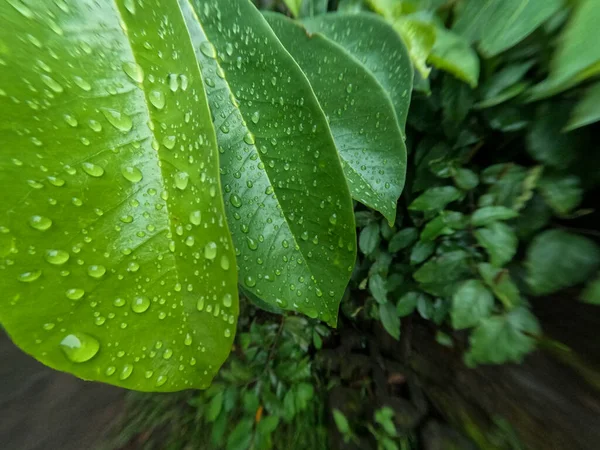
[359,222,381,256]
[392,15,437,79]
[565,82,600,131]
[478,263,521,309]
[479,0,562,57]
[183,0,357,326]
[397,291,424,317]
[227,418,254,450]
[266,14,408,222]
[453,0,561,57]
[295,382,315,409]
[475,222,518,267]
[529,0,600,100]
[428,26,480,87]
[465,307,541,366]
[207,391,224,422]
[303,13,413,132]
[453,168,479,190]
[410,241,436,265]
[389,228,419,252]
[441,76,475,134]
[369,274,388,304]
[299,0,329,18]
[581,273,600,305]
[333,409,351,434]
[414,250,471,284]
[374,407,397,436]
[0,0,239,391]
[283,0,303,17]
[476,61,534,109]
[420,211,466,242]
[526,105,578,168]
[451,280,495,330]
[380,301,401,340]
[526,230,600,295]
[471,206,519,227]
[538,173,583,216]
[408,186,462,212]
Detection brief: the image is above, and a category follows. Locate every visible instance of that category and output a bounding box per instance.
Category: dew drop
[29,215,52,231]
[149,90,165,109]
[66,288,85,300]
[73,76,91,91]
[131,296,150,313]
[119,364,133,380]
[174,172,189,190]
[122,61,144,83]
[87,264,106,278]
[81,162,104,178]
[18,270,42,283]
[60,332,99,363]
[41,74,63,93]
[45,249,69,265]
[156,375,167,387]
[220,255,230,271]
[251,111,260,124]
[244,275,256,288]
[200,41,217,59]
[121,166,143,183]
[184,333,192,346]
[189,210,202,225]
[101,108,133,132]
[196,297,205,311]
[230,194,242,208]
[329,213,338,225]
[204,241,217,260]
[222,293,232,308]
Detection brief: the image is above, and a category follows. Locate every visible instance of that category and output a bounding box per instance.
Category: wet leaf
[181,1,357,326]
[266,14,408,223]
[0,0,238,391]
[303,13,413,132]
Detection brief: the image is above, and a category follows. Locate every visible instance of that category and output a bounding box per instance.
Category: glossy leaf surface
[266,13,407,223]
[180,0,356,325]
[302,13,413,132]
[0,0,238,391]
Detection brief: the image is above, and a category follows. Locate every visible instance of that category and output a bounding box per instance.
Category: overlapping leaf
[0,0,239,391]
[180,0,356,325]
[266,13,407,223]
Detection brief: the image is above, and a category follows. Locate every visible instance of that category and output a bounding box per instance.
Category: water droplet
[122,61,144,83]
[162,135,176,149]
[131,296,150,313]
[45,249,69,265]
[196,297,205,311]
[246,237,258,251]
[251,111,260,124]
[230,194,242,208]
[220,255,230,271]
[121,166,143,183]
[60,332,99,363]
[204,241,217,260]
[185,236,195,247]
[163,348,173,360]
[66,288,85,300]
[105,366,116,376]
[113,297,126,307]
[63,114,78,127]
[222,293,232,307]
[168,73,179,92]
[88,120,102,132]
[41,74,63,93]
[243,132,255,145]
[29,215,52,231]
[224,329,231,338]
[73,76,91,91]
[200,41,217,59]
[174,172,189,190]
[149,90,165,109]
[101,108,132,132]
[18,270,41,282]
[329,214,338,225]
[156,375,167,387]
[81,162,104,178]
[245,275,256,288]
[124,0,136,13]
[87,264,106,278]
[43,323,55,331]
[189,210,201,225]
[119,364,133,380]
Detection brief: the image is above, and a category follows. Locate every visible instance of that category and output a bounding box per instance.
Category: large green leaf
[529,0,600,100]
[0,0,238,391]
[526,230,600,295]
[302,13,413,132]
[453,0,561,57]
[180,0,356,325]
[474,222,518,267]
[428,26,479,87]
[392,15,437,79]
[451,279,494,330]
[565,82,600,131]
[266,13,407,223]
